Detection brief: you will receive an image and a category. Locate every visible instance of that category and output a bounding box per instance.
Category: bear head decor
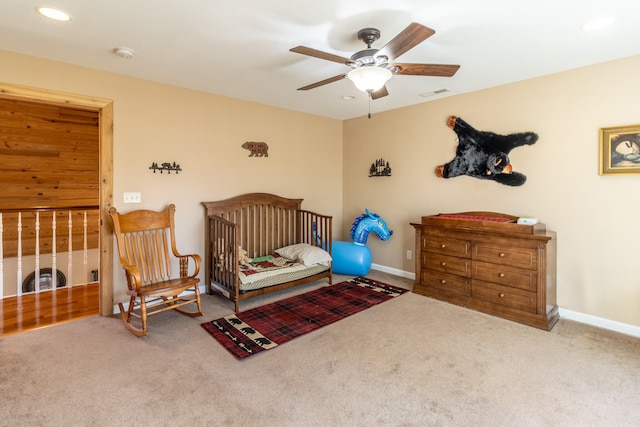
[435,116,538,186]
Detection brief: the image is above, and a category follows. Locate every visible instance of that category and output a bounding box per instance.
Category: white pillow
[275,243,332,267]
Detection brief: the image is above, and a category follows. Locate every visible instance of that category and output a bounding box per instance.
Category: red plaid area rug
[201,277,408,360]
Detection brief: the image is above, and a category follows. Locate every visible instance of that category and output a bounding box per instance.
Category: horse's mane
[350,211,380,240]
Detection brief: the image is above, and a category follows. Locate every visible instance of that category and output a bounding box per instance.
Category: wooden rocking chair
[108,204,204,336]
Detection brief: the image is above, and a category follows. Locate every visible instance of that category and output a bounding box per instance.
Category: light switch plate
[123,192,141,203]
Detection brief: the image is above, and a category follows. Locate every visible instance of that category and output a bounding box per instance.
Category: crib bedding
[239,255,305,285]
[237,254,329,292]
[239,264,329,293]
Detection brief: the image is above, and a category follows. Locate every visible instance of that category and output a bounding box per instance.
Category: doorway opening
[0,83,114,334]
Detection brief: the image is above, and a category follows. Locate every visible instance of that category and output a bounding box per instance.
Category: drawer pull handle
[499,273,505,278]
[441,244,447,248]
[441,279,446,284]
[499,293,505,298]
[499,252,505,257]
[441,262,447,266]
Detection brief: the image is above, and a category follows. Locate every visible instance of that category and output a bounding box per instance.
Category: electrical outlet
[123,192,141,203]
[406,250,412,260]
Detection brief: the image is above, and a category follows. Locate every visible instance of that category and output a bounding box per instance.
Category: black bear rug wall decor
[435,116,538,186]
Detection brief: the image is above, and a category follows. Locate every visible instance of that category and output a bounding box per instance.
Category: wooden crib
[202,193,333,312]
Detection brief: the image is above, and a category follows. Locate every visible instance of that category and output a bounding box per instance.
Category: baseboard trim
[370,264,640,338]
[558,308,640,338]
[114,268,640,338]
[371,263,416,280]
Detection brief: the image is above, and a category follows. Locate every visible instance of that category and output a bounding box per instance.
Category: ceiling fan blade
[297,74,347,91]
[392,63,460,77]
[290,46,350,65]
[371,85,389,100]
[375,22,435,62]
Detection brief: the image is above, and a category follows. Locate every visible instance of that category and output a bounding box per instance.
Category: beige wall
[2,48,638,329]
[0,50,344,303]
[343,54,640,327]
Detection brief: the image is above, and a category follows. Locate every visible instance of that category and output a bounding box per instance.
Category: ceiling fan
[290,22,460,99]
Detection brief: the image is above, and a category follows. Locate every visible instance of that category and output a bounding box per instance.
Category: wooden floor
[0,283,100,336]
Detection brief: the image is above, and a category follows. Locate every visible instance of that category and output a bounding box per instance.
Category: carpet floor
[0,270,638,426]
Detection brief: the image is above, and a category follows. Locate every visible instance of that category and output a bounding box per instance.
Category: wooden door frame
[0,82,114,316]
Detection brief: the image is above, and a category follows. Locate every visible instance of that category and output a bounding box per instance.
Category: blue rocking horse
[332,209,393,276]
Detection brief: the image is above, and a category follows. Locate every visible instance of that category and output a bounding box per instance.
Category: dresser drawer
[421,235,471,258]
[420,270,471,296]
[472,260,537,291]
[422,253,471,277]
[472,243,537,270]
[472,280,537,313]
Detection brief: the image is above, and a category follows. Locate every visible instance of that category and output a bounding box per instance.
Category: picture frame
[599,124,640,176]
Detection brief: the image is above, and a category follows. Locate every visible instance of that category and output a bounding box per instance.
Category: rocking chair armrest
[122,264,142,291]
[178,253,201,278]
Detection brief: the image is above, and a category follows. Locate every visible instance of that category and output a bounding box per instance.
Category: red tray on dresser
[421,211,546,235]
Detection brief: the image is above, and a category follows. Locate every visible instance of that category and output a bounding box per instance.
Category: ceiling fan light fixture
[347,67,392,93]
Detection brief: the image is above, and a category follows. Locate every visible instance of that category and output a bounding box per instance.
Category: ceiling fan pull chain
[368,92,372,119]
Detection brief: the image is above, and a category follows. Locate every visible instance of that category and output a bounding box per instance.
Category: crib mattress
[240,263,329,293]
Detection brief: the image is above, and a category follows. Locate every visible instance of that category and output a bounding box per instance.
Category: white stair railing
[0,207,99,298]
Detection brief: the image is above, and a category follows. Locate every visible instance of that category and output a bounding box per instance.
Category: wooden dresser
[411,212,558,330]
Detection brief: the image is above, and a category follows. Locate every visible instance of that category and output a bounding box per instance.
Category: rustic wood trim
[99,101,114,316]
[0,82,114,316]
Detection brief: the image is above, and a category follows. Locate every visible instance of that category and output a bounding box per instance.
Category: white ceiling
[1,1,639,120]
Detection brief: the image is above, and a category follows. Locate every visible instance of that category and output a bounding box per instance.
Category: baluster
[52,211,57,290]
[49,211,57,321]
[67,210,73,287]
[0,213,3,297]
[17,212,22,296]
[35,211,40,293]
[83,210,88,285]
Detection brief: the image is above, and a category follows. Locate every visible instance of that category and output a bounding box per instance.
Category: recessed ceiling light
[36,6,72,21]
[581,16,614,32]
[113,47,135,59]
